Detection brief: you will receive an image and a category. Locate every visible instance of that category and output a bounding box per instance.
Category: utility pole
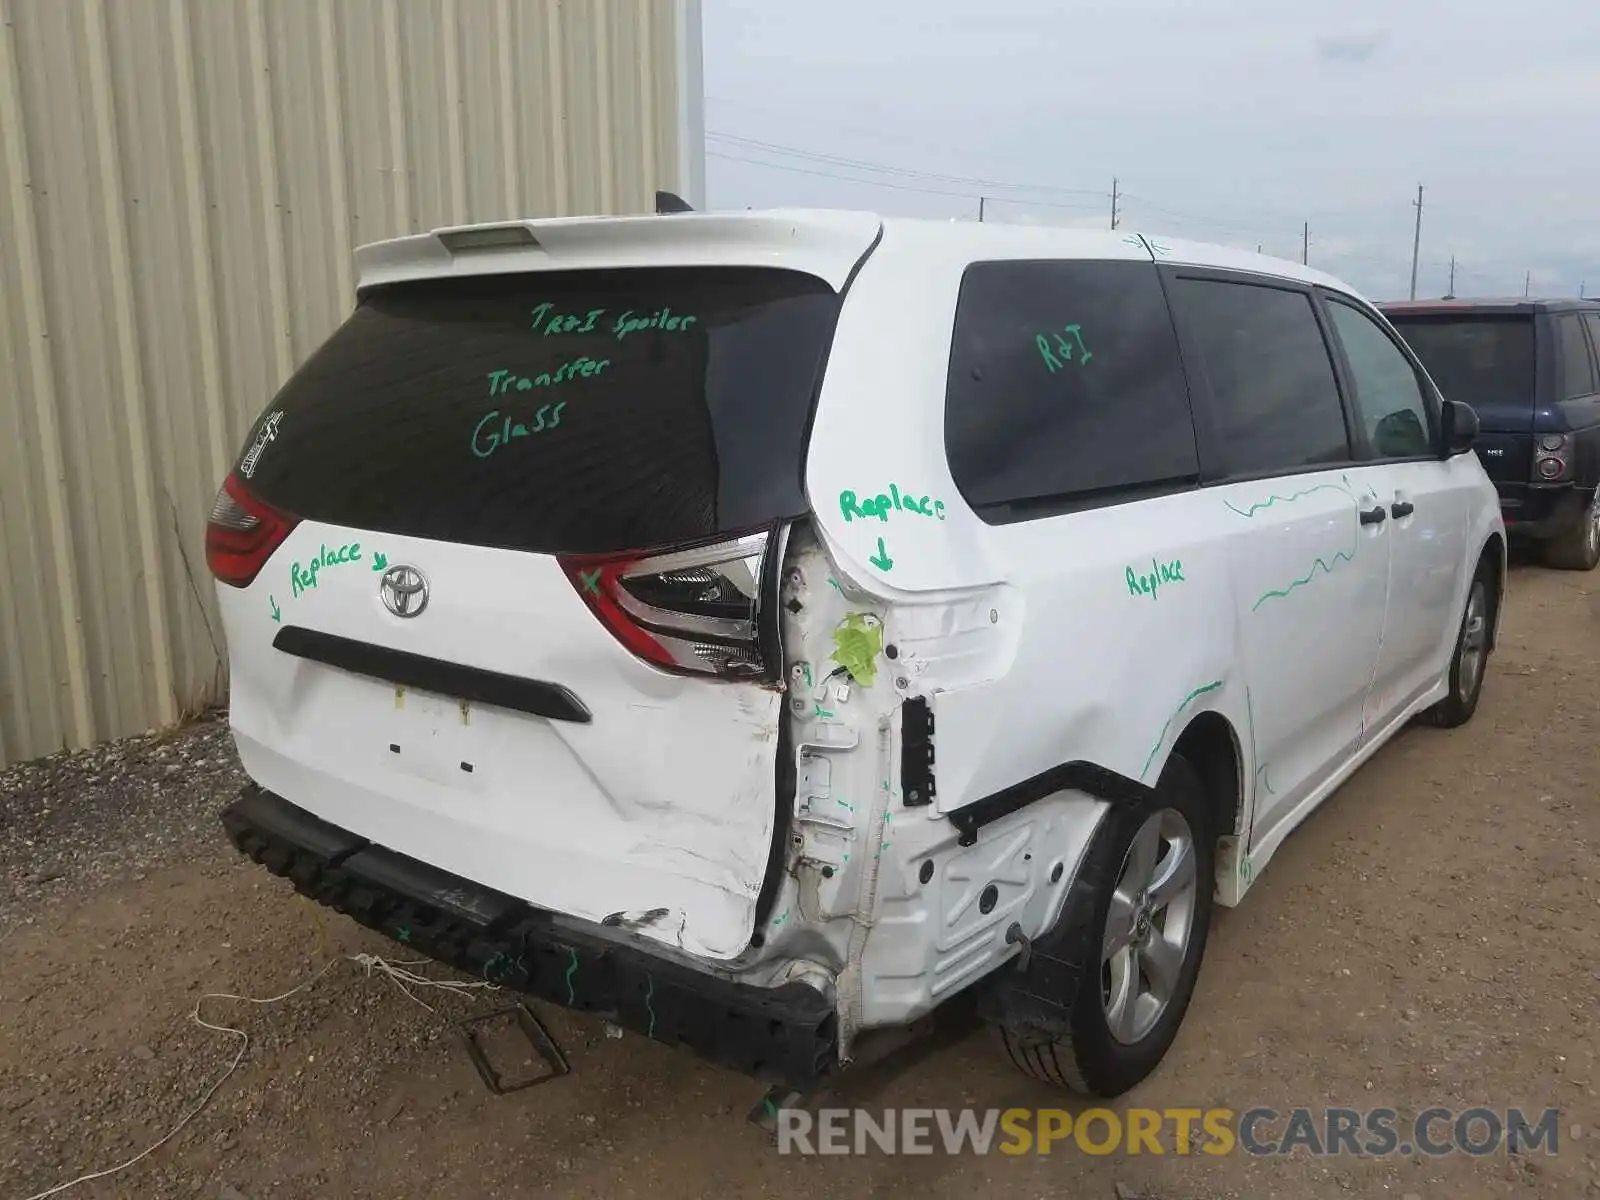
[1408,184,1424,301]
[1446,255,1456,299]
[1524,270,1531,297]
[1110,177,1120,230]
[1581,281,1587,299]
[1302,222,1309,266]
[978,196,986,223]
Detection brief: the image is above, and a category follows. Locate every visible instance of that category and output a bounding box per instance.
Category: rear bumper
[1496,481,1592,539]
[221,785,837,1089]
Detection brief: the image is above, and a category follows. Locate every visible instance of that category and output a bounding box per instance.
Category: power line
[706,149,1106,210]
[711,130,1315,236]
[706,130,1108,200]
[710,129,1391,258]
[704,94,1083,180]
[707,130,1582,292]
[706,98,1332,229]
[1117,192,1301,241]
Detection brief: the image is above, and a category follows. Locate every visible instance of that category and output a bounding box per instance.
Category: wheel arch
[1481,530,1507,651]
[1170,711,1244,841]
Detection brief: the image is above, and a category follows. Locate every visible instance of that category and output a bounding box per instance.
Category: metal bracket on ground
[457,1002,570,1094]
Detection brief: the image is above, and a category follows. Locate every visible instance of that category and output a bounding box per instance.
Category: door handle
[1391,500,1415,519]
[1359,505,1388,526]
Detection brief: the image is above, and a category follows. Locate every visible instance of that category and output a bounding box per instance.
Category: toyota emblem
[379,565,429,618]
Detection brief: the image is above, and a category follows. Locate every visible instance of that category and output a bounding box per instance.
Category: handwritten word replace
[291,542,362,597]
[1126,557,1185,600]
[840,485,947,524]
[472,404,567,458]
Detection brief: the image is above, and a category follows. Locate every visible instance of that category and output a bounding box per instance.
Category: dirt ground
[2,560,1596,1200]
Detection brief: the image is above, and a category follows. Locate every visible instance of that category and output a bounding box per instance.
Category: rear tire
[1418,565,1493,728]
[1541,489,1600,571]
[998,754,1214,1097]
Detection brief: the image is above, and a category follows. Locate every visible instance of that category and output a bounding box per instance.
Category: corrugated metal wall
[0,0,697,767]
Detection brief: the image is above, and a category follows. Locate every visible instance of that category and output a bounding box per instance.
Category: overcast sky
[701,0,1600,302]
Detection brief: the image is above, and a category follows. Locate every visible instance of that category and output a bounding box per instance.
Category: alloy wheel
[1101,807,1199,1045]
[1458,580,1489,703]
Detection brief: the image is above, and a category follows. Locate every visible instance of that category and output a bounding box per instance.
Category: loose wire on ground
[19,954,498,1200]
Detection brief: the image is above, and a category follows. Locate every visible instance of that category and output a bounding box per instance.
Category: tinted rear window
[944,260,1198,517]
[1384,314,1534,410]
[235,268,841,554]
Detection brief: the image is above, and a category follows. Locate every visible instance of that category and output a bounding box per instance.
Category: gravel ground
[0,718,245,938]
[0,561,1596,1199]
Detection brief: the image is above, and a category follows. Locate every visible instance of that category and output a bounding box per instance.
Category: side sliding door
[1164,268,1393,852]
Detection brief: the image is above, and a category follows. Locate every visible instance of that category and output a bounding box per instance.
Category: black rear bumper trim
[948,759,1152,846]
[271,625,592,723]
[222,785,837,1089]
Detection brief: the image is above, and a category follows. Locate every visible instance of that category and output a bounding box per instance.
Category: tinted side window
[1383,315,1533,409]
[1553,312,1598,399]
[1325,299,1433,458]
[1586,312,1600,369]
[1168,278,1350,476]
[944,260,1198,515]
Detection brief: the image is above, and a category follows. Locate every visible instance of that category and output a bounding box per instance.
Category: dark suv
[1380,298,1600,570]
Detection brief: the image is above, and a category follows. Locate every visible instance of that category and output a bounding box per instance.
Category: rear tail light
[1533,433,1574,482]
[559,528,782,680]
[205,472,299,587]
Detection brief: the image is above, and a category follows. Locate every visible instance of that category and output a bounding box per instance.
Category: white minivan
[211,210,1504,1097]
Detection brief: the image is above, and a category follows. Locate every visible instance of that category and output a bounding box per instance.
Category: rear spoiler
[352,207,884,294]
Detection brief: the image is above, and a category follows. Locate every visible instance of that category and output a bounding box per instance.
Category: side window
[944,260,1198,515]
[1553,312,1598,399]
[1585,313,1600,384]
[1325,299,1434,459]
[1167,277,1350,476]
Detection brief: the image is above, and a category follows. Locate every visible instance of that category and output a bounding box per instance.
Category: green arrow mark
[370,551,388,572]
[867,537,894,572]
[269,595,281,623]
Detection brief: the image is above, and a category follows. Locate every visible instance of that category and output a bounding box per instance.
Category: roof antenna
[655,190,695,215]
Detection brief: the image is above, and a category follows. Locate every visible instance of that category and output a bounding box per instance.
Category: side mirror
[1439,399,1479,456]
[1374,408,1429,457]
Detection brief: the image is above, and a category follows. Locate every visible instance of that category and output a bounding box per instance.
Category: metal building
[0,0,705,767]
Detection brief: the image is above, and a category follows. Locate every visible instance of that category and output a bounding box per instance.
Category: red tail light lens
[1533,433,1573,482]
[560,529,778,679]
[205,472,299,587]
